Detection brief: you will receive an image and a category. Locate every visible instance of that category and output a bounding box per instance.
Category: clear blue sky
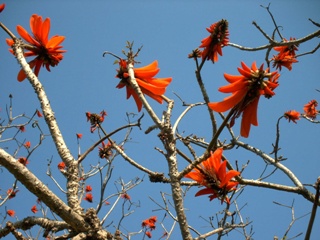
[1,1,320,239]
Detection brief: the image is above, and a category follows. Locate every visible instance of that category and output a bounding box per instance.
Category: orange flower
[304,100,318,119]
[85,185,92,192]
[31,205,38,213]
[116,59,172,112]
[121,193,131,201]
[57,162,66,170]
[36,109,43,117]
[209,62,280,137]
[199,19,229,63]
[18,157,29,166]
[272,38,298,71]
[99,141,113,159]
[6,14,66,81]
[185,148,240,204]
[7,210,15,217]
[142,216,157,230]
[24,141,31,148]
[0,3,5,13]
[76,133,83,139]
[84,193,93,203]
[7,189,19,199]
[86,111,107,132]
[145,231,152,238]
[284,110,300,123]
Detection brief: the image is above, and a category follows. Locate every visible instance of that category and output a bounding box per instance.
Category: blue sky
[1,1,320,239]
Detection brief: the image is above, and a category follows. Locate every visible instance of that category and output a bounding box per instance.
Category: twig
[305,177,320,240]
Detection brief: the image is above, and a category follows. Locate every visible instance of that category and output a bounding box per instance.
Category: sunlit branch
[195,68,217,138]
[228,28,320,51]
[12,40,83,213]
[0,217,68,238]
[0,149,88,232]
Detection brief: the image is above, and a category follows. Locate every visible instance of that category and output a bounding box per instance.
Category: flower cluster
[304,99,318,119]
[98,141,113,159]
[6,14,66,81]
[284,99,318,123]
[185,148,240,204]
[57,162,66,171]
[17,157,29,166]
[7,189,19,199]
[272,38,298,71]
[116,59,172,112]
[84,193,93,203]
[7,210,15,217]
[199,19,229,63]
[86,110,107,133]
[142,216,157,238]
[31,205,38,214]
[284,110,300,123]
[209,61,280,137]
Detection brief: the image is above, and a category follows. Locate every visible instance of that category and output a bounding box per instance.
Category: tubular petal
[237,67,252,78]
[240,61,251,72]
[40,18,50,43]
[136,79,166,95]
[185,171,205,184]
[219,170,240,188]
[223,73,245,83]
[46,36,65,48]
[195,187,216,197]
[134,61,158,71]
[16,25,38,46]
[251,61,258,71]
[219,80,248,93]
[240,97,259,137]
[134,69,160,79]
[147,77,172,87]
[208,88,247,112]
[141,89,164,104]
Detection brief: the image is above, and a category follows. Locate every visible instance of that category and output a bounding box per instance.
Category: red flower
[19,126,26,132]
[84,193,93,203]
[272,38,298,71]
[284,110,300,123]
[99,141,113,159]
[57,162,66,170]
[86,111,107,132]
[31,205,38,213]
[24,141,31,148]
[7,189,19,199]
[6,14,66,81]
[7,210,15,217]
[36,109,43,117]
[208,62,280,137]
[85,185,92,192]
[18,157,29,166]
[116,59,172,112]
[199,19,229,63]
[0,3,5,13]
[76,133,83,139]
[145,231,152,238]
[304,100,318,119]
[121,193,131,201]
[185,148,240,204]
